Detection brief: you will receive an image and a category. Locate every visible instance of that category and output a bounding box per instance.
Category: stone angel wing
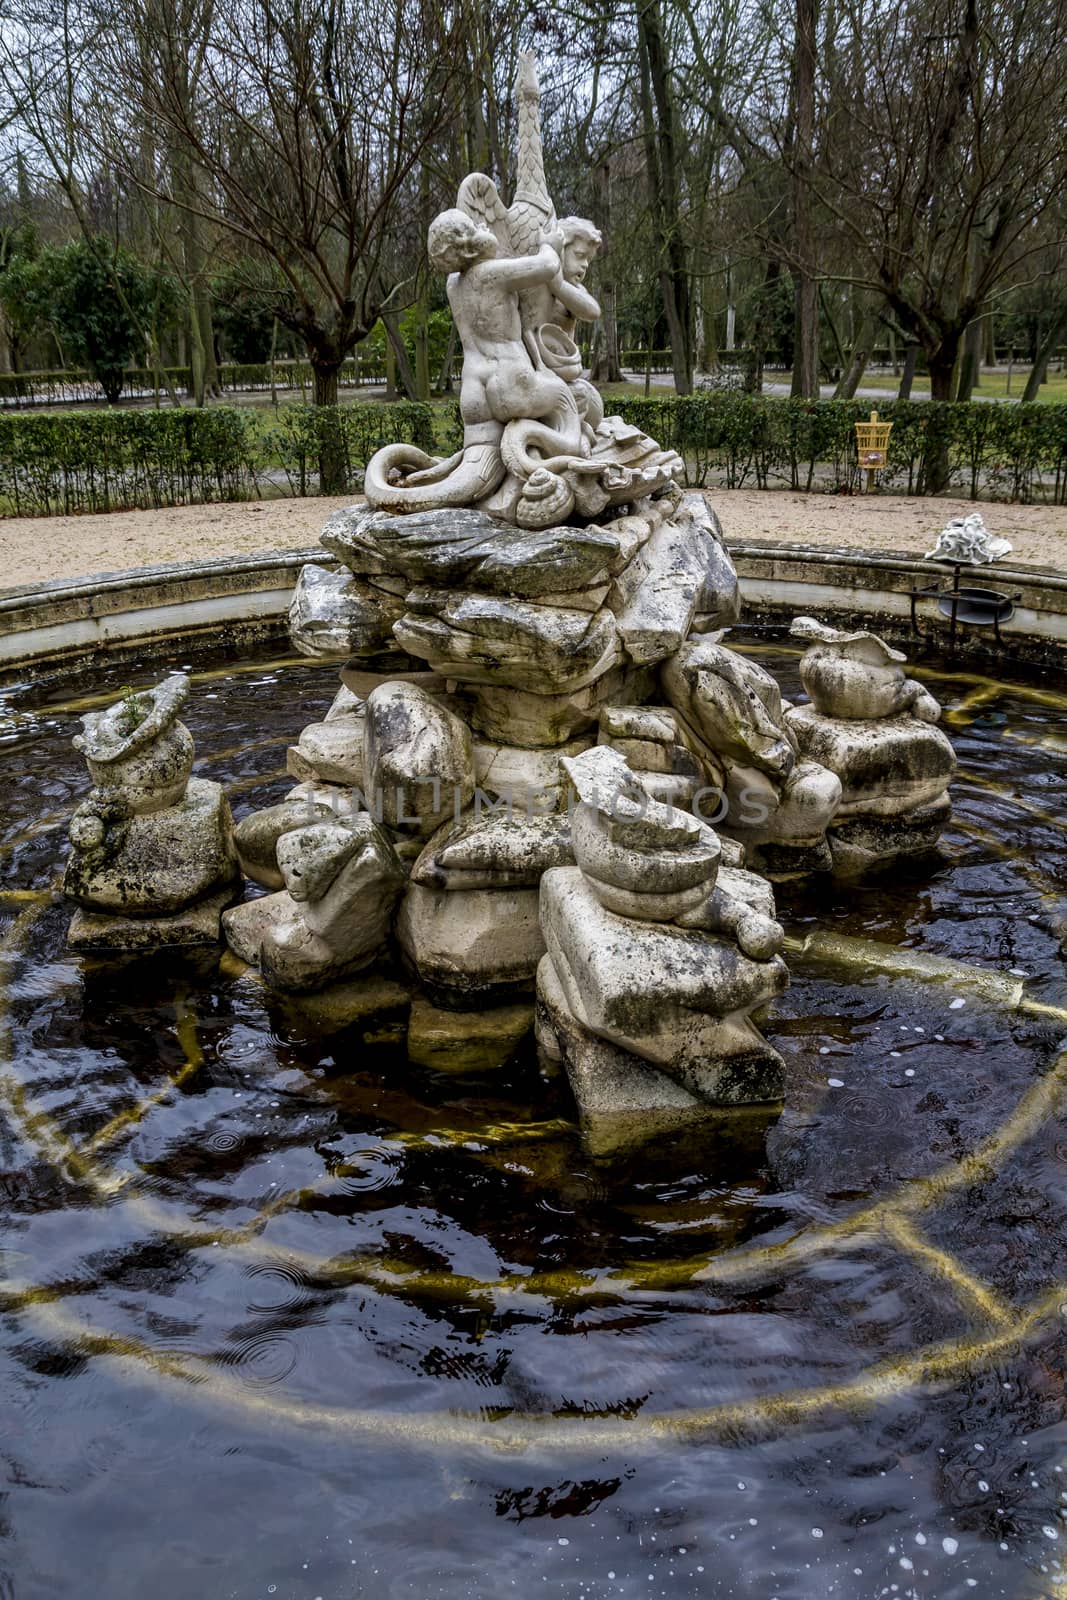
[456,173,515,258]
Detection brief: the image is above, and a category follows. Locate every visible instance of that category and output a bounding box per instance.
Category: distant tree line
[0,0,1065,489]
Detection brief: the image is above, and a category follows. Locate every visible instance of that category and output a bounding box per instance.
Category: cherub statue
[363,55,681,525]
[427,207,583,446]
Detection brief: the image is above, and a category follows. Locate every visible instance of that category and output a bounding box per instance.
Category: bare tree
[814,0,1067,413]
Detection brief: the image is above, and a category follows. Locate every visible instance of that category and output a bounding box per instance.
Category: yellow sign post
[855,409,893,493]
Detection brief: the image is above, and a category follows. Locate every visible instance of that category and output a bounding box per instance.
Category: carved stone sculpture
[661,639,843,876]
[925,512,1012,565]
[223,815,404,992]
[361,55,681,529]
[537,747,788,1147]
[785,618,956,871]
[64,674,239,947]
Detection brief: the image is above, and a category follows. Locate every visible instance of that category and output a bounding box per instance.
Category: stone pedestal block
[396,883,545,1003]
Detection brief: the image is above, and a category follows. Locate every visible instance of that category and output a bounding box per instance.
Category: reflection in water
[0,636,1065,1599]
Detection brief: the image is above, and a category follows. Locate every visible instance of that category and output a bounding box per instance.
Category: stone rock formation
[64,673,239,947]
[536,746,788,1145]
[223,814,404,991]
[785,617,957,870]
[661,638,843,876]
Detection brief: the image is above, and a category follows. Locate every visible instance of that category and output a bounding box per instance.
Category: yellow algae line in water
[882,1215,1014,1329]
[4,881,1065,1311]
[80,996,206,1158]
[912,666,1067,712]
[0,810,68,865]
[942,686,1004,727]
[194,734,291,770]
[390,1117,574,1152]
[782,930,1025,1007]
[0,902,131,1194]
[11,1276,1067,1454]
[225,766,290,797]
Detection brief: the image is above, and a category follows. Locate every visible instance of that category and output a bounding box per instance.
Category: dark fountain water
[1,634,1065,1600]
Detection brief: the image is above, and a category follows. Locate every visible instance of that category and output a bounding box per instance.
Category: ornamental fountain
[62,56,956,1146]
[10,58,1067,1600]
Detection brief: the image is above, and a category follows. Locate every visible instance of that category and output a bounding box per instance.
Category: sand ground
[0,489,1062,590]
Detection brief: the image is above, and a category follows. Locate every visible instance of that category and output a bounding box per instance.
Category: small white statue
[925,512,1012,565]
[64,674,239,945]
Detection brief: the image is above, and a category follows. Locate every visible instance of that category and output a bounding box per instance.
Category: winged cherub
[427,207,581,438]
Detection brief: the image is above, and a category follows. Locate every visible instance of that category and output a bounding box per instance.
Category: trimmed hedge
[0,402,435,515]
[3,393,1065,515]
[613,394,1067,503]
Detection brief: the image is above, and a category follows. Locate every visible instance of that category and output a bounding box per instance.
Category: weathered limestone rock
[73,672,194,811]
[473,735,593,812]
[223,815,404,992]
[466,665,654,748]
[66,777,237,916]
[661,638,842,874]
[68,887,237,951]
[785,619,955,869]
[786,707,957,818]
[539,868,787,1104]
[394,593,622,693]
[822,796,953,874]
[323,505,620,598]
[536,745,786,1133]
[791,616,941,722]
[288,687,367,788]
[611,494,740,663]
[596,704,704,810]
[536,953,704,1140]
[64,675,239,946]
[563,746,782,957]
[288,562,405,659]
[564,745,721,921]
[396,883,545,1002]
[363,682,474,837]
[235,797,336,889]
[411,811,574,891]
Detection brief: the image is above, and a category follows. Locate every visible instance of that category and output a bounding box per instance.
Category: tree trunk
[924,337,961,493]
[927,340,959,402]
[187,289,207,407]
[983,312,996,370]
[414,304,431,403]
[898,342,920,399]
[833,314,876,399]
[790,0,819,400]
[589,160,623,383]
[382,311,419,401]
[195,281,219,397]
[437,322,457,395]
[1022,304,1067,402]
[957,319,983,402]
[746,259,780,392]
[637,0,692,395]
[312,360,347,495]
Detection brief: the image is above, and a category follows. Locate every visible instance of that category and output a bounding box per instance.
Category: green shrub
[267,402,436,496]
[0,401,436,515]
[613,394,1067,502]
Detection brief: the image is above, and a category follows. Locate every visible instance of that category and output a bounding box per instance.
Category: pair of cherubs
[427,207,602,442]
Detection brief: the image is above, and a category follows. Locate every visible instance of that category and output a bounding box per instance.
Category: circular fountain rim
[1,540,1063,680]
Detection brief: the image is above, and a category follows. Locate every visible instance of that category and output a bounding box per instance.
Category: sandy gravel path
[0,490,1062,590]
